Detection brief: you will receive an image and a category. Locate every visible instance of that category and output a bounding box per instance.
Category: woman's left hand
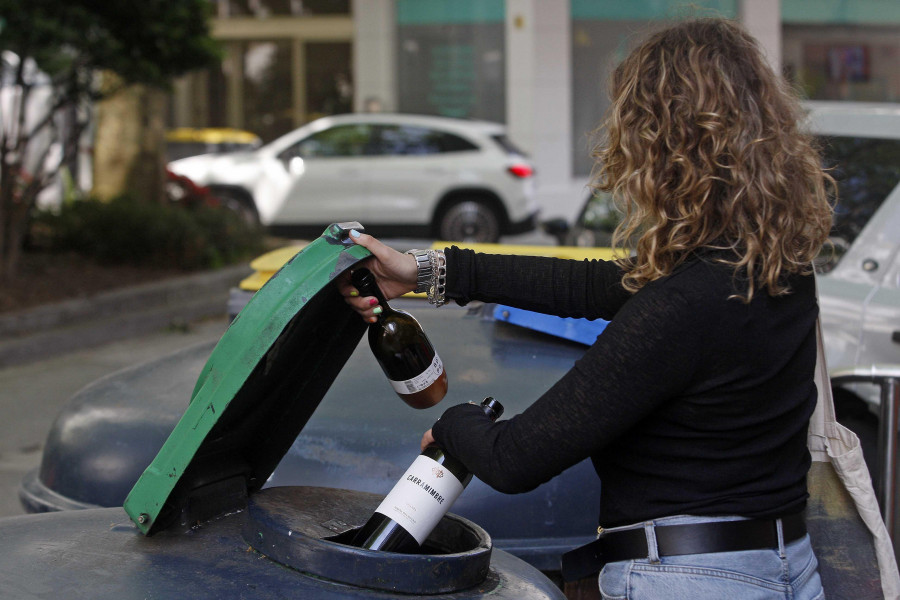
[420,428,436,452]
[335,229,418,322]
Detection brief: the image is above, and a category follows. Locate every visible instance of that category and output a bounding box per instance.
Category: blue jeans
[597,515,824,600]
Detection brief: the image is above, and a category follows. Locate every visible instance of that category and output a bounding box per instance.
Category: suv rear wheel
[437,200,501,243]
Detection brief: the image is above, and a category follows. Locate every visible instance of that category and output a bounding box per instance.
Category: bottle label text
[373,454,464,544]
[389,353,444,395]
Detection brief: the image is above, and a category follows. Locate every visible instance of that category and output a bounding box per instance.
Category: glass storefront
[783,1,900,102]
[784,25,900,102]
[168,0,899,180]
[395,0,505,122]
[241,41,294,143]
[569,1,738,176]
[305,42,353,122]
[169,6,353,143]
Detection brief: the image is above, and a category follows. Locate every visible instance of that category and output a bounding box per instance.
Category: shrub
[32,195,264,270]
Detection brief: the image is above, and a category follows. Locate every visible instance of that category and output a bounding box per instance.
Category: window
[215,0,350,17]
[305,43,353,122]
[783,26,900,102]
[819,136,900,245]
[373,126,478,155]
[490,134,527,157]
[282,124,375,159]
[396,0,506,121]
[438,131,480,153]
[242,40,294,143]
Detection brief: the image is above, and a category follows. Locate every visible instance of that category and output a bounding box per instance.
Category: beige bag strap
[811,277,900,598]
[808,319,832,462]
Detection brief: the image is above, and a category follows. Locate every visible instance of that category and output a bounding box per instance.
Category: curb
[0,264,251,368]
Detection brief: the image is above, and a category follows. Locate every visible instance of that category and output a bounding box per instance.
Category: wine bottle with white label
[351,397,504,553]
[350,267,448,409]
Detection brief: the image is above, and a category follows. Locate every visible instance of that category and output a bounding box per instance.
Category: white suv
[168,113,539,243]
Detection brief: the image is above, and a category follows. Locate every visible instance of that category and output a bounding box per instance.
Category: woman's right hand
[336,229,418,319]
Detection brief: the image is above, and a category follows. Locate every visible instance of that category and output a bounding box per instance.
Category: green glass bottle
[351,267,448,409]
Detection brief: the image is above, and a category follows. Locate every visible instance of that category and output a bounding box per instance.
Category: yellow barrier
[239,241,621,293]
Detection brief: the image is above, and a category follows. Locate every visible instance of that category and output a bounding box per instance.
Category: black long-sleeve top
[431,247,817,527]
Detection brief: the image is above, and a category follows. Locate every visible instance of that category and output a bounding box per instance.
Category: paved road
[0,316,230,519]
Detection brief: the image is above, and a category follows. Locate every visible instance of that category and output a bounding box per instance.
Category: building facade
[170,0,900,222]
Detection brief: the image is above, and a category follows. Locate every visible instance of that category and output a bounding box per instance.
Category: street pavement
[0,316,229,518]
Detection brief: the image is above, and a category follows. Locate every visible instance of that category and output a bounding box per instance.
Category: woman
[340,18,832,599]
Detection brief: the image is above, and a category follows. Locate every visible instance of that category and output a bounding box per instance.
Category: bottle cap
[480,396,504,420]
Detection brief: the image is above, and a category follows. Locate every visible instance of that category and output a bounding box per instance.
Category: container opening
[323,526,452,555]
[242,487,493,594]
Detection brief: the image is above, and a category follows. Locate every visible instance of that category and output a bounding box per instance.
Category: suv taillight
[508,164,534,178]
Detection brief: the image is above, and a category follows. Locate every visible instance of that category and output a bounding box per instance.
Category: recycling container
[0,222,565,600]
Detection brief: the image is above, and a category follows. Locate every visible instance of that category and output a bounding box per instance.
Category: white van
[547,101,900,393]
[809,102,900,405]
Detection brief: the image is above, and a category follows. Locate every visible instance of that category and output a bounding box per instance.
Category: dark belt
[561,513,807,582]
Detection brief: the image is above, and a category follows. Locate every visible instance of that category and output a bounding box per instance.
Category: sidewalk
[0,315,231,519]
[0,264,250,518]
[0,263,249,368]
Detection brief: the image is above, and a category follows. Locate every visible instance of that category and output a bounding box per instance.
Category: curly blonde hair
[593,18,834,301]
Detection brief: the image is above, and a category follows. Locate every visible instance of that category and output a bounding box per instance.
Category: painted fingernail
[373,306,383,315]
[350,229,361,238]
[368,316,378,323]
[350,290,358,297]
[368,297,378,306]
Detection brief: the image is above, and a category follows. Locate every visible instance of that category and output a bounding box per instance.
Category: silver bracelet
[429,249,447,307]
[405,249,432,294]
[405,248,447,306]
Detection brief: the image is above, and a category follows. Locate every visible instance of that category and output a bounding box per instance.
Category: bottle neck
[424,397,503,452]
[350,268,391,313]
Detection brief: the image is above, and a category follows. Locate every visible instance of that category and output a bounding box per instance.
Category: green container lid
[124,222,371,535]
